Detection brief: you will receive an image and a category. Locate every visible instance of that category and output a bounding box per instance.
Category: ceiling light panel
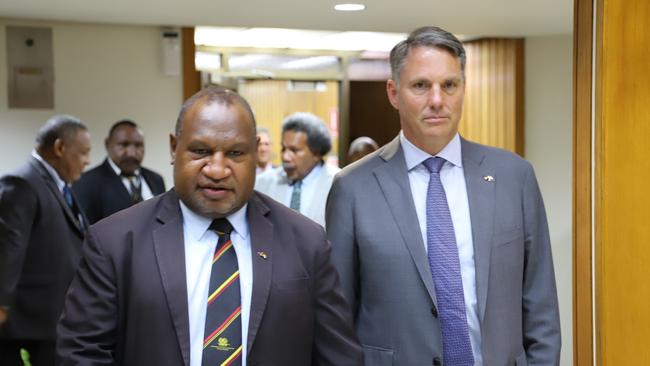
[196,26,407,52]
[334,3,366,11]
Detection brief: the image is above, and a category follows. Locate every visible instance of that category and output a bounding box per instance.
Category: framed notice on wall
[6,26,54,109]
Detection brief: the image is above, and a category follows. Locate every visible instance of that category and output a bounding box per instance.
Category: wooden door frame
[574,0,602,364]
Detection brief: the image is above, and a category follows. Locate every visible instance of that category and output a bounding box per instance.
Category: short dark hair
[108,119,139,139]
[282,112,332,157]
[175,86,256,137]
[35,114,87,150]
[390,26,466,85]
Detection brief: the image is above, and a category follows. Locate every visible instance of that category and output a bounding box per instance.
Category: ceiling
[0,0,573,38]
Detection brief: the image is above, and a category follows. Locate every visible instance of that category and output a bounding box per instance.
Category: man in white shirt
[73,120,165,224]
[255,112,339,226]
[255,126,276,174]
[0,115,90,365]
[57,87,362,366]
[326,26,561,365]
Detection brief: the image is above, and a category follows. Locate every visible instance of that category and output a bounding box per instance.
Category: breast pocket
[362,344,394,366]
[494,226,523,247]
[273,276,310,292]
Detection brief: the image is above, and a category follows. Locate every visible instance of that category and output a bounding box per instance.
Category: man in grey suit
[255,112,339,226]
[326,26,560,365]
[0,115,90,365]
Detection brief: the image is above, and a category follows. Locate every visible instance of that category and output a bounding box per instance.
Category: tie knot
[292,180,302,188]
[209,218,234,236]
[62,185,73,203]
[423,157,446,174]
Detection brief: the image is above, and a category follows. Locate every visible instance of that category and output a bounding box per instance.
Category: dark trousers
[0,339,56,366]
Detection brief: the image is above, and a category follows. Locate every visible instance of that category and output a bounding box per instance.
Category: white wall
[525,34,573,366]
[0,19,183,186]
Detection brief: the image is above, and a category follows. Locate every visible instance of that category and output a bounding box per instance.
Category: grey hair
[256,126,271,136]
[282,112,332,157]
[35,114,87,150]
[390,26,466,85]
[175,86,256,137]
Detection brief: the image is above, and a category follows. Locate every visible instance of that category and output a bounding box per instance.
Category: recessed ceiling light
[334,3,366,11]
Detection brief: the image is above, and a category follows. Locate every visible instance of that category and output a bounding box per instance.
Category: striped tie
[202,219,242,366]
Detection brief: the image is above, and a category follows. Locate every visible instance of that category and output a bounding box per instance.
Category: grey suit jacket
[326,136,560,366]
[57,189,362,366]
[0,157,85,340]
[255,164,340,226]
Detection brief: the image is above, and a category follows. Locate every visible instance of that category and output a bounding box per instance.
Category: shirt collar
[179,200,249,242]
[108,157,141,176]
[32,150,67,192]
[299,162,323,186]
[399,131,463,171]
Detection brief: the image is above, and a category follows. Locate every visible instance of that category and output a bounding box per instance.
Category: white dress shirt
[180,202,253,366]
[32,150,66,193]
[400,132,483,365]
[283,162,323,212]
[32,150,86,229]
[107,158,154,200]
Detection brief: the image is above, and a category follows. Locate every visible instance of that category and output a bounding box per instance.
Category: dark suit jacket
[0,157,85,340]
[57,189,362,366]
[73,158,166,224]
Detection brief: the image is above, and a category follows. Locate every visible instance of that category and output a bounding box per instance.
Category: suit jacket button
[433,357,442,366]
[431,307,438,317]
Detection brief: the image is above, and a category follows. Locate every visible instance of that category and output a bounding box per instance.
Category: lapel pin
[483,175,495,182]
[257,251,268,260]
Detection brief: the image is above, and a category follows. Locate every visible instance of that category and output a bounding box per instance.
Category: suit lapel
[245,193,273,355]
[141,169,163,195]
[30,157,84,236]
[101,159,133,203]
[461,139,495,322]
[373,137,438,306]
[152,191,191,366]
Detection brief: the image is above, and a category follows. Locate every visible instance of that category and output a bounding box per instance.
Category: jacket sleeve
[311,227,363,366]
[57,227,119,365]
[0,176,38,307]
[521,165,562,364]
[325,174,360,317]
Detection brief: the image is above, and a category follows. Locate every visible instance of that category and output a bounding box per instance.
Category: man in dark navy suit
[0,115,90,365]
[73,119,165,224]
[57,88,362,366]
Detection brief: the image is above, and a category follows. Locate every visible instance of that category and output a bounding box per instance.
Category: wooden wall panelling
[182,27,201,101]
[599,0,650,363]
[573,0,595,363]
[238,80,339,166]
[461,39,524,156]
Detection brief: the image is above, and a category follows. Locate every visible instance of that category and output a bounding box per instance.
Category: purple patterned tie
[424,157,474,366]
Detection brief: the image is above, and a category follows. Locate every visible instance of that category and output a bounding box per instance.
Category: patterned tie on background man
[202,218,242,366]
[289,180,302,211]
[62,185,85,230]
[127,175,142,203]
[424,157,474,366]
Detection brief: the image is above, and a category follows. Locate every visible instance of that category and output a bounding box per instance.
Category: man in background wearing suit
[57,87,362,366]
[255,112,339,226]
[326,26,561,365]
[73,119,165,224]
[0,115,90,365]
